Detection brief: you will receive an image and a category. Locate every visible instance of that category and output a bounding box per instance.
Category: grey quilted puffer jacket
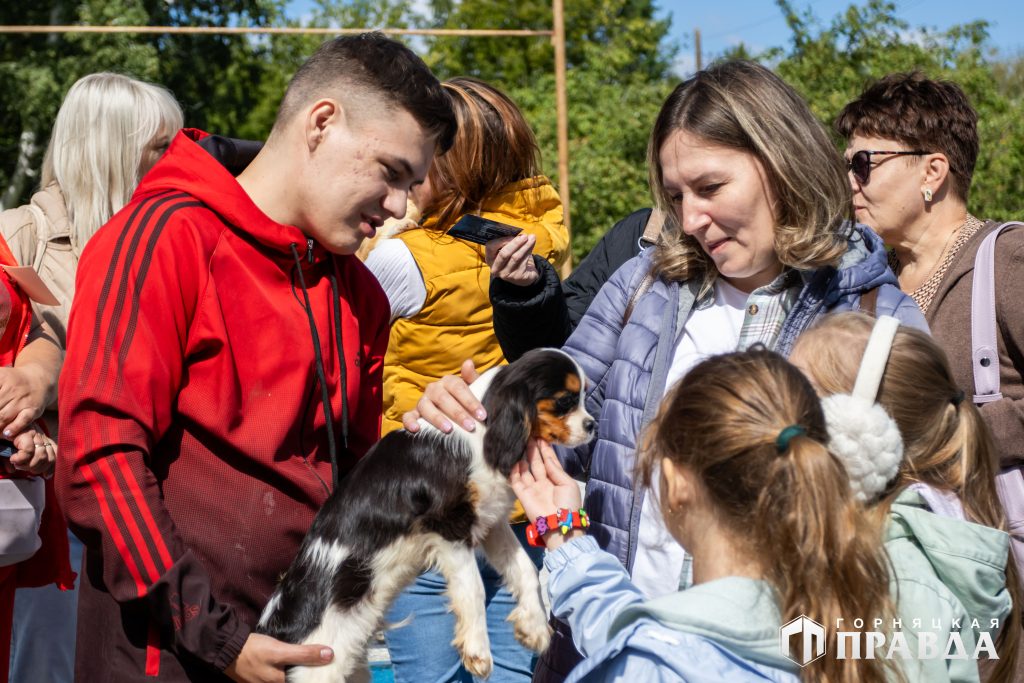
[559,224,926,570]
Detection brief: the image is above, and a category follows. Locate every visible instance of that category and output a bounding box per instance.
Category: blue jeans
[9,532,82,683]
[384,525,544,683]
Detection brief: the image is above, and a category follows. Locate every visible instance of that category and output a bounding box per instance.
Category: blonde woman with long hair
[407,60,926,681]
[510,349,899,683]
[791,312,1021,682]
[0,71,182,683]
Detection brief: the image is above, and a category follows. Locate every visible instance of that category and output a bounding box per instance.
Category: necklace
[890,215,983,314]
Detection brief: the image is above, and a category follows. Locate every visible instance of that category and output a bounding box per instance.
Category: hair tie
[951,389,965,406]
[776,425,806,453]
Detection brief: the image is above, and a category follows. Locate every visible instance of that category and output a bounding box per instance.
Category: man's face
[300,103,435,255]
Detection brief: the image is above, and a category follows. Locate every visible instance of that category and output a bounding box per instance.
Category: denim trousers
[384,524,544,683]
[9,532,82,683]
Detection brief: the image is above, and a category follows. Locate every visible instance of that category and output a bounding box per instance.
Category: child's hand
[510,439,583,550]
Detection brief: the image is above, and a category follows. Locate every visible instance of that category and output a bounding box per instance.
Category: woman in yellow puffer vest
[366,77,568,435]
[364,77,568,683]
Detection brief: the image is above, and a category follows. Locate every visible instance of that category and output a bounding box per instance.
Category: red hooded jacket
[56,130,389,681]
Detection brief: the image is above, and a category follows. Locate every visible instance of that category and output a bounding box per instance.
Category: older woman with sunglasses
[838,72,1024,486]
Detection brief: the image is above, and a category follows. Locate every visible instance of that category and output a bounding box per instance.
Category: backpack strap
[972,221,1024,403]
[22,203,49,271]
[641,209,666,246]
[858,286,880,317]
[622,269,655,327]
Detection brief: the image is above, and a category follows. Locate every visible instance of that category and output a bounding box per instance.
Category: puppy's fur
[257,348,595,682]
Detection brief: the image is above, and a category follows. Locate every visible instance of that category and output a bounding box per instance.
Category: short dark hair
[275,32,456,152]
[836,72,978,202]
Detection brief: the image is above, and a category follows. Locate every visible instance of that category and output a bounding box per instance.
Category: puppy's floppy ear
[482,368,536,477]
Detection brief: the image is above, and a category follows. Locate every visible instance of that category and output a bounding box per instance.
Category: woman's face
[659,130,782,293]
[138,127,173,181]
[845,134,928,243]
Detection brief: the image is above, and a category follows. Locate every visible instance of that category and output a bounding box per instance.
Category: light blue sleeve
[572,648,687,683]
[545,535,648,657]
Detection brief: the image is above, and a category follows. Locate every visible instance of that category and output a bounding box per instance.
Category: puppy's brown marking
[534,409,571,444]
[565,373,581,394]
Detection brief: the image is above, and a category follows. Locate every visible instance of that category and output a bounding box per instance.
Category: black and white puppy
[257,348,595,682]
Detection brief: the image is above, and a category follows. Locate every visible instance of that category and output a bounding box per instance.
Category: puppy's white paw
[454,630,493,679]
[509,602,552,653]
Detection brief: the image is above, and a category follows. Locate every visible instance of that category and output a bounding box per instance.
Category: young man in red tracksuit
[55,33,456,682]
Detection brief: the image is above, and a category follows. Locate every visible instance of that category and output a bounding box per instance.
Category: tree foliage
[733,0,1024,222]
[3,0,1023,250]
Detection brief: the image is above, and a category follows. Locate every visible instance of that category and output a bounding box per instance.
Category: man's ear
[305,99,341,153]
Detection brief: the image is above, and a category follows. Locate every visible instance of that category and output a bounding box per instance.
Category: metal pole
[553,0,572,275]
[695,28,702,71]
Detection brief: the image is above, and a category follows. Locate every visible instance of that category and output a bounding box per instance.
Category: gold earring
[923,187,933,202]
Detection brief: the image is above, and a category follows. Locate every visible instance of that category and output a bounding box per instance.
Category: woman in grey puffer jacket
[406,60,926,683]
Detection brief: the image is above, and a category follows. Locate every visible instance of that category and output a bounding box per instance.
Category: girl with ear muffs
[510,348,899,683]
[791,312,1022,682]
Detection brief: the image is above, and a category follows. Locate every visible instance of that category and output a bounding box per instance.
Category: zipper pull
[307,237,315,264]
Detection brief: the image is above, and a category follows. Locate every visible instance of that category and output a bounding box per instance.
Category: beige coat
[927,220,1024,465]
[0,183,75,435]
[0,183,76,350]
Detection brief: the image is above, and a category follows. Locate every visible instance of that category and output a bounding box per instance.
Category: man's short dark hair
[275,32,456,152]
[836,72,978,202]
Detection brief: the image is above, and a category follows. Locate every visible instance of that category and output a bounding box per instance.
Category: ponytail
[645,349,900,683]
[762,435,896,683]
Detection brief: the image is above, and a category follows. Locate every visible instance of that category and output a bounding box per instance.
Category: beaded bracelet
[525,508,589,547]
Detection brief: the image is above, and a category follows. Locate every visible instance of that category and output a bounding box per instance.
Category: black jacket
[491,208,658,361]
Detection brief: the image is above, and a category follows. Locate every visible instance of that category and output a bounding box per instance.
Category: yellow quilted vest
[382,176,568,437]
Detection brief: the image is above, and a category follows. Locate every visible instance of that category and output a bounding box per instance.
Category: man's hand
[225,633,333,683]
[486,233,539,286]
[402,359,484,433]
[510,440,584,551]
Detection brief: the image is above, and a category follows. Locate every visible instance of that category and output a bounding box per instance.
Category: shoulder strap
[622,269,655,327]
[22,203,49,271]
[972,221,1024,403]
[641,209,666,246]
[858,286,880,317]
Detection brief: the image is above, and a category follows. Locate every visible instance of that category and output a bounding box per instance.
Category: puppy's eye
[554,394,578,414]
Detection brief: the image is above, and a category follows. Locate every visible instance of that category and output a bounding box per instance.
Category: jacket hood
[817,223,898,303]
[134,129,317,260]
[608,576,798,674]
[887,488,1012,632]
[421,175,564,234]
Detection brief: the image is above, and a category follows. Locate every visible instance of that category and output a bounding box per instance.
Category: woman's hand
[510,439,584,551]
[402,359,485,433]
[486,233,539,287]
[8,428,55,476]
[0,365,51,439]
[225,633,333,683]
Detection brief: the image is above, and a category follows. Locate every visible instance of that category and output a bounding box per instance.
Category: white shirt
[364,239,427,323]
[630,279,746,599]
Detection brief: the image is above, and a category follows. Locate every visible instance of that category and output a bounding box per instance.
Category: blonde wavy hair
[793,312,1022,679]
[638,349,899,683]
[41,72,183,253]
[648,61,851,291]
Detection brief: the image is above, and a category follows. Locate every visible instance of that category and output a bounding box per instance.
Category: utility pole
[695,28,702,71]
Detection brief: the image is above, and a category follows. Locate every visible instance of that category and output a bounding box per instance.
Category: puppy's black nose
[583,418,596,434]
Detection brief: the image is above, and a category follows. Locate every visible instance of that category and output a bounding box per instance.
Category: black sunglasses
[846,149,932,185]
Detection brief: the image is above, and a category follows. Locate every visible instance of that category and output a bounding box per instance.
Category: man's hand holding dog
[486,233,539,287]
[226,634,333,683]
[403,359,485,434]
[510,440,584,551]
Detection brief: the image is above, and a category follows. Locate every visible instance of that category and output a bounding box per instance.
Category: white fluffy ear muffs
[820,315,904,502]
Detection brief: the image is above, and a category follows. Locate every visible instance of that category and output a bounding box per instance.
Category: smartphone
[447,214,523,245]
[0,440,14,458]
